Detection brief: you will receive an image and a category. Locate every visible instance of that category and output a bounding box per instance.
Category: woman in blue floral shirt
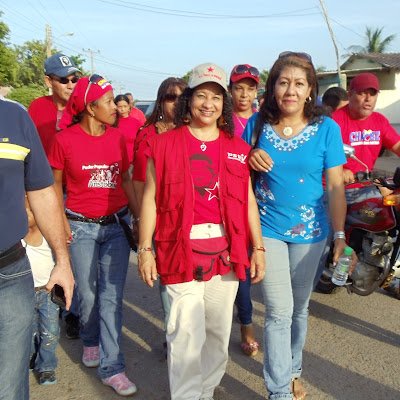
[243,52,349,400]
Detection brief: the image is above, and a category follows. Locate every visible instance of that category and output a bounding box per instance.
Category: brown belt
[0,242,26,269]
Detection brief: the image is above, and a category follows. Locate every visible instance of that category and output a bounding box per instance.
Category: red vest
[149,126,251,284]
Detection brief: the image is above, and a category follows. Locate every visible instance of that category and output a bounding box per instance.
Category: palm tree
[345,26,396,56]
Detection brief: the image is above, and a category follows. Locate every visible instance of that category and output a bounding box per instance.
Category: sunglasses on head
[278,51,313,63]
[51,75,80,84]
[232,64,260,78]
[84,74,107,106]
[163,93,179,102]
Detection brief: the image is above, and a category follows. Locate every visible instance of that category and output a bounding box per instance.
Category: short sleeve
[241,112,258,145]
[323,117,346,170]
[47,133,66,171]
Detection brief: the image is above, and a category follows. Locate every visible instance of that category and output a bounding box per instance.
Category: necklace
[189,128,219,151]
[283,126,293,137]
[234,113,246,131]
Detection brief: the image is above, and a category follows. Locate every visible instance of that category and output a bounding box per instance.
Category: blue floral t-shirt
[242,113,345,243]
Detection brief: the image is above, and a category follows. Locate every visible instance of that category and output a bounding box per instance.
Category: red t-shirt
[333,106,399,174]
[116,116,142,163]
[28,96,62,156]
[129,107,146,125]
[48,124,129,218]
[132,124,157,182]
[186,130,222,224]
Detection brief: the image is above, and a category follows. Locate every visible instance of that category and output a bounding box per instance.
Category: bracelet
[333,231,346,241]
[252,245,266,252]
[137,247,153,255]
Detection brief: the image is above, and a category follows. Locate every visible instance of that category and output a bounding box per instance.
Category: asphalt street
[29,252,400,400]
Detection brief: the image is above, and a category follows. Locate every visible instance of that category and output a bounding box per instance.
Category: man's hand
[249,149,274,172]
[343,168,355,185]
[249,250,266,284]
[45,259,75,310]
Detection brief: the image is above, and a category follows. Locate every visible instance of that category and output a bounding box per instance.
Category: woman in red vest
[138,63,265,400]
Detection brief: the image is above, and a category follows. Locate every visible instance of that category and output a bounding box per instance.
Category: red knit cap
[59,75,113,129]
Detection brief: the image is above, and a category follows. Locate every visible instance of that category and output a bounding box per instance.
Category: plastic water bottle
[331,246,353,286]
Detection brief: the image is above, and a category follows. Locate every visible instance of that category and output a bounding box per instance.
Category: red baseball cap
[349,72,380,92]
[230,64,260,85]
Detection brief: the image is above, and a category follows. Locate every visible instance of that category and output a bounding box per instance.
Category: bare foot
[240,324,259,356]
[291,378,307,400]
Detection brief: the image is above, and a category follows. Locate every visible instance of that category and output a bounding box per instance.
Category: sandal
[291,378,307,400]
[240,341,259,357]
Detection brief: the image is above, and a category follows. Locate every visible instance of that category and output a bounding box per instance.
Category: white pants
[166,271,239,400]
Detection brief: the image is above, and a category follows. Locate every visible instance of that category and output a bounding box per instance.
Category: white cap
[188,63,227,91]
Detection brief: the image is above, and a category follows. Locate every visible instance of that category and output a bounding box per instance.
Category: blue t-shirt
[0,98,53,251]
[243,113,345,243]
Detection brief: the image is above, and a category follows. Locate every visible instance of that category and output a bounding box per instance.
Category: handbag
[190,236,232,281]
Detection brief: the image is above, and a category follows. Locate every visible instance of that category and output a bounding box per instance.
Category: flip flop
[240,341,259,357]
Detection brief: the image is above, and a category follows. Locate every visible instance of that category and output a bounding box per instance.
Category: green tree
[15,40,47,87]
[345,26,396,55]
[0,13,18,85]
[8,84,47,108]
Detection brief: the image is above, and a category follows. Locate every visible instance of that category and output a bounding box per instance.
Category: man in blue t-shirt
[0,98,74,400]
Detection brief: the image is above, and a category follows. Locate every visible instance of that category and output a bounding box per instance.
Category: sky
[1,0,399,99]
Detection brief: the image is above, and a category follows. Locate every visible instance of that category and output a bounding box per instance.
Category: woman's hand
[138,251,158,287]
[343,168,355,185]
[249,250,266,284]
[332,238,358,275]
[248,148,274,172]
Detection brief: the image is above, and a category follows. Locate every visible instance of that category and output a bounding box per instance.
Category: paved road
[30,251,400,400]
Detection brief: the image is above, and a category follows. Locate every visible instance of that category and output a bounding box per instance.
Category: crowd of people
[0,50,399,400]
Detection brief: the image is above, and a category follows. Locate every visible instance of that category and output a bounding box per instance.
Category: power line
[96,0,320,19]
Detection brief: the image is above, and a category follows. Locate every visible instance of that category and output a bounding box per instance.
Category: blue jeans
[0,255,34,400]
[159,282,171,331]
[235,268,253,325]
[261,237,326,399]
[31,289,60,372]
[68,212,130,380]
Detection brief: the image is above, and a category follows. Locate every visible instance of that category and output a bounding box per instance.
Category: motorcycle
[316,144,400,298]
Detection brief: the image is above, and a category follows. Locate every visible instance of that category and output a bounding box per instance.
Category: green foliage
[0,13,18,85]
[259,69,269,88]
[15,40,47,87]
[7,84,47,108]
[345,26,396,56]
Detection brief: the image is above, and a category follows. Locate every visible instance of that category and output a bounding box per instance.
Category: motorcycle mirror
[343,144,355,159]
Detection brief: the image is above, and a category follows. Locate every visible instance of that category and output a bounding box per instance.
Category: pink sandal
[240,341,259,357]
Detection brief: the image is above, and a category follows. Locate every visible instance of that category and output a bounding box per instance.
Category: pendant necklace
[190,129,218,152]
[282,126,293,137]
[234,113,246,131]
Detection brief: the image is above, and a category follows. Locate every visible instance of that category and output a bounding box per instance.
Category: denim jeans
[68,212,130,380]
[235,268,253,325]
[261,237,326,399]
[31,289,60,372]
[159,282,171,331]
[0,255,34,400]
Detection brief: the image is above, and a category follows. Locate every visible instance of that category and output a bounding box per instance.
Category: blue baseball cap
[44,53,80,77]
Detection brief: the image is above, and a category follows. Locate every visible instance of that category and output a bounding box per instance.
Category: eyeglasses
[232,65,260,78]
[278,51,313,63]
[84,74,107,106]
[51,75,80,85]
[164,93,179,103]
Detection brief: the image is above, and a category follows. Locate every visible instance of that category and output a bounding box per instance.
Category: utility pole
[45,24,52,57]
[83,48,100,75]
[319,0,343,87]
